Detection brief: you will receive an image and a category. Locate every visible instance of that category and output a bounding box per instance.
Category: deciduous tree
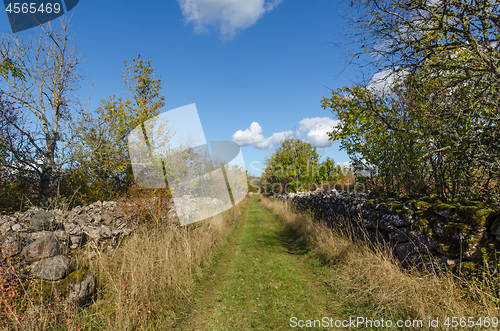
[0,20,82,207]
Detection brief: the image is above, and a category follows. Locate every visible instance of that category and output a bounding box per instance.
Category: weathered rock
[0,199,141,308]
[29,211,55,231]
[394,242,420,262]
[63,222,83,235]
[67,270,96,305]
[30,255,71,280]
[69,235,83,249]
[72,214,93,225]
[11,223,22,232]
[0,219,16,234]
[389,227,410,243]
[83,225,112,243]
[277,190,499,270]
[22,233,61,263]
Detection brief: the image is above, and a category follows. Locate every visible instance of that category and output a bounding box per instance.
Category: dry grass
[74,195,250,330]
[260,196,499,325]
[1,195,250,330]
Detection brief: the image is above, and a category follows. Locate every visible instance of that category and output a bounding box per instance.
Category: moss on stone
[438,222,473,257]
[391,201,404,210]
[415,210,425,217]
[414,200,432,210]
[456,206,496,227]
[378,202,390,209]
[433,202,456,212]
[66,269,88,283]
[25,269,89,305]
[420,196,433,203]
[475,209,496,227]
[456,205,480,224]
[411,218,429,230]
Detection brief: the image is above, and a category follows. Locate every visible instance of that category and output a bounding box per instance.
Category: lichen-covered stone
[30,255,71,281]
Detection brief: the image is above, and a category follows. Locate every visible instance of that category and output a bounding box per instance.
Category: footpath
[176,195,341,330]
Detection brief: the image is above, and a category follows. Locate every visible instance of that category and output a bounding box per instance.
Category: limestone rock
[67,270,96,305]
[11,223,22,232]
[22,233,61,263]
[29,211,55,231]
[30,255,71,281]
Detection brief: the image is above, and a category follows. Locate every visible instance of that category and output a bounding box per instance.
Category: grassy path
[176,195,340,330]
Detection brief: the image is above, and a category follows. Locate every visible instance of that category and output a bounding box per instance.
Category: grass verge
[260,196,499,329]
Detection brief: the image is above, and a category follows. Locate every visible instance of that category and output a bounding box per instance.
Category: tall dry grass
[73,195,250,330]
[1,195,250,331]
[260,196,499,324]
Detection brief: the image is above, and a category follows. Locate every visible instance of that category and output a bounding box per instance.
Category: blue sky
[1,0,363,175]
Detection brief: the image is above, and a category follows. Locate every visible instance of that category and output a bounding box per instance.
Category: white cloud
[367,69,407,96]
[178,0,283,39]
[232,122,265,146]
[255,130,293,149]
[233,117,339,150]
[232,122,292,150]
[299,117,339,148]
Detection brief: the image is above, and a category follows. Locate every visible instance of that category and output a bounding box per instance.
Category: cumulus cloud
[232,122,292,150]
[255,130,294,149]
[232,122,265,146]
[299,117,339,148]
[233,117,339,150]
[178,0,283,39]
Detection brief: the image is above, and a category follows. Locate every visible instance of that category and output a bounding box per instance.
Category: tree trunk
[39,166,52,208]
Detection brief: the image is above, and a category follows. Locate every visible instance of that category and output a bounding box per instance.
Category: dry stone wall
[277,190,500,271]
[0,200,139,305]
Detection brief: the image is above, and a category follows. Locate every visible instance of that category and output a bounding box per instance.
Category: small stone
[69,235,83,249]
[1,235,23,257]
[11,224,22,232]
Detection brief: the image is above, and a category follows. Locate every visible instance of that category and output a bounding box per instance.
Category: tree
[349,0,500,86]
[322,82,432,196]
[324,0,500,202]
[317,157,343,183]
[262,138,319,193]
[73,55,166,202]
[0,57,24,79]
[0,20,82,208]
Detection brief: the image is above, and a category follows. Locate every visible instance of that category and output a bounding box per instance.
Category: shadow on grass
[253,225,311,257]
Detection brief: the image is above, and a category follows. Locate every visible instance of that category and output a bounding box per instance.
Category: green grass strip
[178,195,339,330]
